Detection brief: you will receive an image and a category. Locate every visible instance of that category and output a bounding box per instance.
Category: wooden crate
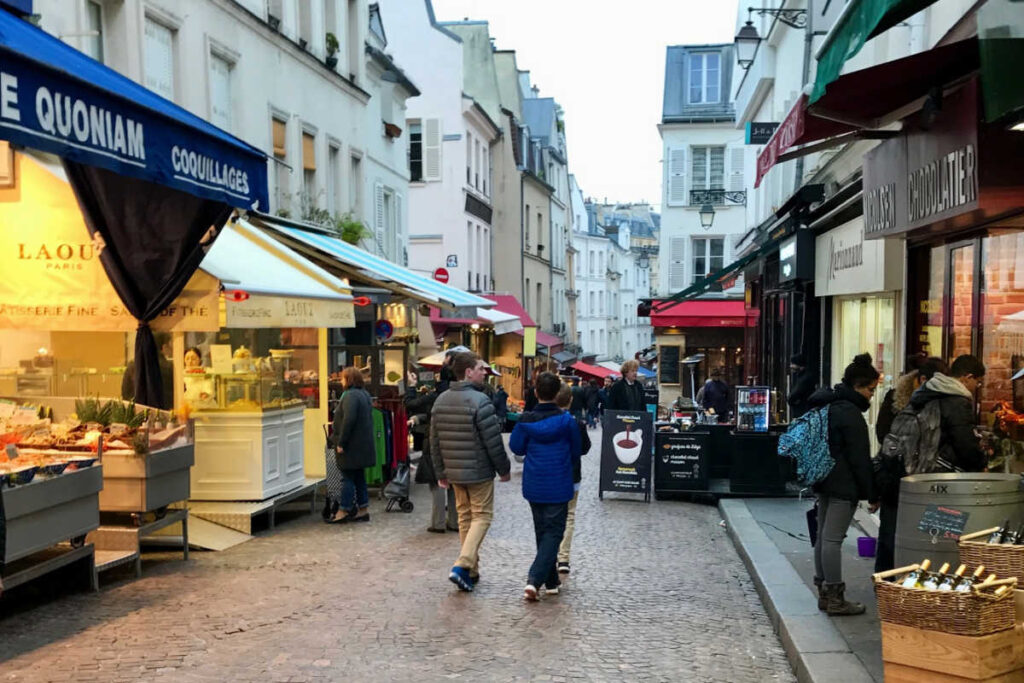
[883,662,1024,682]
[882,622,1024,680]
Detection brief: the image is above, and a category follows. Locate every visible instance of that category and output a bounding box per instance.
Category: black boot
[824,582,865,616]
[813,576,826,611]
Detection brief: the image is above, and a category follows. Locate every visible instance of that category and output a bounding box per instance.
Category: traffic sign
[433,268,449,283]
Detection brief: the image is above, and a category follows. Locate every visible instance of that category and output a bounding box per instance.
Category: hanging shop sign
[814,217,903,297]
[863,77,1024,239]
[746,122,779,145]
[599,409,653,501]
[778,231,814,283]
[0,152,219,331]
[225,294,354,329]
[0,20,268,210]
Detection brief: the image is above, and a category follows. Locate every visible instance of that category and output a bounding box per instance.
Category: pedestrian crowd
[788,350,989,617]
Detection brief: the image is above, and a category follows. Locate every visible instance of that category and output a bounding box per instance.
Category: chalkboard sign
[654,431,708,493]
[917,504,970,541]
[660,345,680,385]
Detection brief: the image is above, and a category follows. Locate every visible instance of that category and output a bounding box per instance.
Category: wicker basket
[872,565,1017,636]
[959,527,1024,578]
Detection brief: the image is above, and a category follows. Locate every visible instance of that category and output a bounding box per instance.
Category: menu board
[917,504,970,541]
[654,431,708,492]
[599,409,653,501]
[660,345,680,385]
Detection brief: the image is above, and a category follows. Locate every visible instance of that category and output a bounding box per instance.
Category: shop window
[980,234,1024,416]
[950,243,977,359]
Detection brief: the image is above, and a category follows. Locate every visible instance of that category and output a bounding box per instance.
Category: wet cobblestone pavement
[0,432,794,682]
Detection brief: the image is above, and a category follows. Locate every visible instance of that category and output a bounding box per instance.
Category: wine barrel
[895,473,1024,569]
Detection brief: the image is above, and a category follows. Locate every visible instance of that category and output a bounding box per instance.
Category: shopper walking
[873,356,947,572]
[406,372,457,534]
[430,352,512,592]
[807,353,879,616]
[510,373,581,600]
[585,379,600,429]
[607,360,646,411]
[493,384,509,431]
[329,367,376,524]
[554,383,591,575]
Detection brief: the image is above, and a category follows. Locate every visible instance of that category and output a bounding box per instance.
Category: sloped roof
[522,97,556,146]
[663,44,736,122]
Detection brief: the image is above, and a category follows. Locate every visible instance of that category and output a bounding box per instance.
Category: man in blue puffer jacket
[510,372,582,602]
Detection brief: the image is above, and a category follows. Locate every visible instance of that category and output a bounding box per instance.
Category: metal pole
[794,0,815,188]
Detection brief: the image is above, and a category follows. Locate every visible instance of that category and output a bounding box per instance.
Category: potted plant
[325,32,339,69]
[338,214,368,245]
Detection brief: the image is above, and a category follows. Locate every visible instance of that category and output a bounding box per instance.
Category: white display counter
[190,405,306,501]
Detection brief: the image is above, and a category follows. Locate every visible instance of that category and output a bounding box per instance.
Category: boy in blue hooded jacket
[510,372,582,601]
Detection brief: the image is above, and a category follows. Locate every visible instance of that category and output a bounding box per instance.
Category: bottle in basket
[1002,523,1024,545]
[989,520,1010,544]
[994,585,1012,598]
[939,564,966,591]
[922,562,951,590]
[954,565,987,592]
[900,559,931,589]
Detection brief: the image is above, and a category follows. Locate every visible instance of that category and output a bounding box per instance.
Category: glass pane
[980,234,1024,419]
[918,246,946,358]
[694,256,706,277]
[706,54,720,103]
[710,238,724,257]
[950,244,975,359]
[709,148,725,189]
[691,147,707,191]
[689,55,703,103]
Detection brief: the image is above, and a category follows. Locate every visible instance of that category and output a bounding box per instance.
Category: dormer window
[688,52,721,104]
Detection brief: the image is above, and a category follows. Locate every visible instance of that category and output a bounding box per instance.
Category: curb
[720,499,874,683]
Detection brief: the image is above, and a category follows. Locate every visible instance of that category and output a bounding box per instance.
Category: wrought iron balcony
[690,189,747,206]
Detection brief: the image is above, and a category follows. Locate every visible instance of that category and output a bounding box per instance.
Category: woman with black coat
[329,367,377,524]
[406,372,458,533]
[806,353,879,616]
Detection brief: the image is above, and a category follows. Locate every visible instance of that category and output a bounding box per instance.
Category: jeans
[813,494,856,584]
[529,501,569,589]
[452,481,495,576]
[875,500,898,573]
[430,483,458,530]
[558,490,579,563]
[340,468,369,513]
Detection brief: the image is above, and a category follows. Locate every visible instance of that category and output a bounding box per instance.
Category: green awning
[979,0,1024,123]
[811,0,939,104]
[655,246,765,311]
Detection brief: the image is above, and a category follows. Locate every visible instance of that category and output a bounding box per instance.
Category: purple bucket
[857,536,877,558]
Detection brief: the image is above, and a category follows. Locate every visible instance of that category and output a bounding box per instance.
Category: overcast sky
[429,0,739,212]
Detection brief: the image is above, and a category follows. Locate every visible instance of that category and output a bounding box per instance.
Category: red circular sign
[433,268,450,283]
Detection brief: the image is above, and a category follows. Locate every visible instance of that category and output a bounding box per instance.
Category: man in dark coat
[607,360,646,411]
[493,385,509,430]
[787,353,817,420]
[907,354,987,473]
[701,367,731,422]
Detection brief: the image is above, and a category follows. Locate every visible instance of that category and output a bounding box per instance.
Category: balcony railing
[690,188,747,206]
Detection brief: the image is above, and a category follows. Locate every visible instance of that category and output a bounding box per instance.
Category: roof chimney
[531,85,540,96]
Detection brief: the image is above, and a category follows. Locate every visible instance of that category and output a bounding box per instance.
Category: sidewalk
[720,497,883,683]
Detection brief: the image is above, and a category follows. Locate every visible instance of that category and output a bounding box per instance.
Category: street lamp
[637,250,650,270]
[699,203,715,229]
[734,20,760,69]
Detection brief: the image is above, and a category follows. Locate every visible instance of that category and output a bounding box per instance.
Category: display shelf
[2,543,97,593]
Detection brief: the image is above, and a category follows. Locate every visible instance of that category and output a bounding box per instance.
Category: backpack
[879,400,944,475]
[778,405,834,486]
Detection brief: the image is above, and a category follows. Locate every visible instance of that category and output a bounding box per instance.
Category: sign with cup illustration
[599,409,653,501]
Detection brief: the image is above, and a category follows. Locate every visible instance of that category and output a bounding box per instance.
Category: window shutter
[374,183,385,255]
[302,133,316,171]
[272,119,287,157]
[728,146,745,194]
[395,193,403,259]
[667,147,687,207]
[144,19,174,100]
[423,118,442,181]
[209,54,232,131]
[668,237,686,291]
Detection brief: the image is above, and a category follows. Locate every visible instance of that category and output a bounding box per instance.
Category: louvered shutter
[667,147,687,207]
[668,237,687,291]
[374,183,385,255]
[423,118,442,181]
[728,146,745,195]
[395,193,403,261]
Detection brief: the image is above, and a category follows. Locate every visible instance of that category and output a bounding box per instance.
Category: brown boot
[824,582,865,616]
[814,577,826,611]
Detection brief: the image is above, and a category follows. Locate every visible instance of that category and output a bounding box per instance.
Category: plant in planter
[325,32,339,69]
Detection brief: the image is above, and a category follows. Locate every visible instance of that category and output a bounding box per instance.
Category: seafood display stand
[2,464,103,593]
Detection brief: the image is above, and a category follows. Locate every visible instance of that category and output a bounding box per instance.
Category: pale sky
[429,0,738,212]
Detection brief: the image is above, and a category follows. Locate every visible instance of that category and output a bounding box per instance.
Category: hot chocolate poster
[599,410,653,498]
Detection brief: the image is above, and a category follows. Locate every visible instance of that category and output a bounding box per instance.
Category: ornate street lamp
[734,20,760,70]
[699,203,715,229]
[637,250,650,270]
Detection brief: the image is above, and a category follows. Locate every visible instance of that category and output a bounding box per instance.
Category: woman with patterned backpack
[805,353,879,616]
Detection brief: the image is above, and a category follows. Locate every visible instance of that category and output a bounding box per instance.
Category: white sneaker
[523,584,539,601]
[545,586,560,596]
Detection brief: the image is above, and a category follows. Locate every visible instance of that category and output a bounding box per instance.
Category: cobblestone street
[0,434,794,682]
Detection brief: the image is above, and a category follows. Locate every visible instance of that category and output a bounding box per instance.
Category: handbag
[806,503,818,547]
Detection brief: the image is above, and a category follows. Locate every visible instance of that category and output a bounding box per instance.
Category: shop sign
[0,152,219,331]
[756,98,806,188]
[225,294,354,329]
[599,409,653,500]
[745,122,779,145]
[814,217,903,297]
[778,231,814,283]
[863,79,983,239]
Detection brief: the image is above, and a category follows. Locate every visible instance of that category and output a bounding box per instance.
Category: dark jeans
[340,468,369,513]
[528,501,569,589]
[875,500,898,573]
[586,408,599,427]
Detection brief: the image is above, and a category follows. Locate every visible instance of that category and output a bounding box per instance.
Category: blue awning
[254,215,494,313]
[0,11,268,210]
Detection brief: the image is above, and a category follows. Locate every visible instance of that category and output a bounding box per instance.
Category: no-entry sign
[433,268,449,283]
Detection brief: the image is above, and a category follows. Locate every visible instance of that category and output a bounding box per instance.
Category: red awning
[535,331,563,349]
[755,95,855,187]
[483,294,536,327]
[571,361,618,380]
[651,300,751,328]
